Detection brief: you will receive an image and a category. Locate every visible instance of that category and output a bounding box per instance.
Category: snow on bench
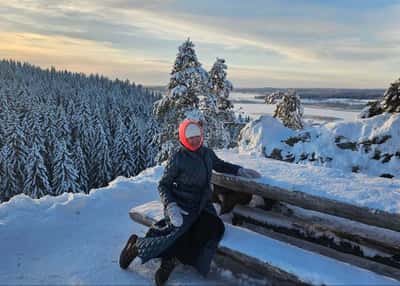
[129,201,400,286]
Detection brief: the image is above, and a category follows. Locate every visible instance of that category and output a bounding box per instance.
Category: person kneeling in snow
[119,118,261,286]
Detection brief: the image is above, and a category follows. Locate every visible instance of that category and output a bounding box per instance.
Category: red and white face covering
[179,119,204,151]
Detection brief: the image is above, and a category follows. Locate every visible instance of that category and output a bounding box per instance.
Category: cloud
[0,1,318,62]
[0,0,399,88]
[0,31,171,84]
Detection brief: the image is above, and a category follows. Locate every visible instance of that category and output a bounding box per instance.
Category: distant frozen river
[230,92,363,123]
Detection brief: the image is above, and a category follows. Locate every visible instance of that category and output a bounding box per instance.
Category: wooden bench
[129,201,399,286]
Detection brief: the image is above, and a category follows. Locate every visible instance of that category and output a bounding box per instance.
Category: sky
[1,0,399,88]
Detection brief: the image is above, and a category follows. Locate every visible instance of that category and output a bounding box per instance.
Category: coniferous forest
[0,59,161,202]
[0,39,248,203]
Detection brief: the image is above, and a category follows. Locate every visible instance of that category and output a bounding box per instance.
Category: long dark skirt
[157,210,225,266]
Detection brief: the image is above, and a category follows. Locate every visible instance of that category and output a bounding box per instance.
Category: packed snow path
[1,149,399,285]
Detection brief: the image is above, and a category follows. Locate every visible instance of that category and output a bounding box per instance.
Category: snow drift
[238,113,400,179]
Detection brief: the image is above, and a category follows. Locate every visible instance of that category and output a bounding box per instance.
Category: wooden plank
[128,205,309,285]
[240,221,400,282]
[280,203,400,254]
[211,173,400,232]
[233,205,400,280]
[233,204,400,256]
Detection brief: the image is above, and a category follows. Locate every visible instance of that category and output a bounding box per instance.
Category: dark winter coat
[135,145,242,275]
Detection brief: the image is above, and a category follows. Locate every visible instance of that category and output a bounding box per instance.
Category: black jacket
[158,145,242,214]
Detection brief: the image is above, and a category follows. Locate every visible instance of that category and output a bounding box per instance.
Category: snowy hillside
[238,113,400,179]
[1,149,400,285]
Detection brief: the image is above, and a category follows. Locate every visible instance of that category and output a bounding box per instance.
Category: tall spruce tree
[6,122,28,196]
[143,120,159,168]
[24,143,51,199]
[112,115,136,178]
[72,139,89,194]
[360,78,400,118]
[153,39,208,162]
[381,78,400,113]
[209,58,234,122]
[129,121,145,174]
[1,145,15,201]
[43,113,57,190]
[0,146,6,202]
[51,139,81,195]
[205,58,235,148]
[273,90,304,130]
[92,111,112,188]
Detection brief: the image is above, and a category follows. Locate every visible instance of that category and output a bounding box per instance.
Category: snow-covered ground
[1,150,400,285]
[0,165,263,286]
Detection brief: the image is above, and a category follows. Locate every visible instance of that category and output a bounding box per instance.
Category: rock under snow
[238,113,400,179]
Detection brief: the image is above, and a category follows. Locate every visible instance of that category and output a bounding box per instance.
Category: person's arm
[210,149,242,175]
[158,152,180,208]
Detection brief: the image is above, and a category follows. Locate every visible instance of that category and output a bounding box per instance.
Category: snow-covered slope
[1,149,400,285]
[238,113,400,179]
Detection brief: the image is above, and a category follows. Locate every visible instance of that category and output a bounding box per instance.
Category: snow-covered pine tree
[43,112,57,190]
[91,111,112,188]
[143,120,159,168]
[0,146,6,202]
[360,78,400,118]
[71,139,89,194]
[129,121,145,175]
[209,58,234,122]
[1,145,15,201]
[153,39,208,162]
[273,90,304,130]
[78,101,97,189]
[0,99,7,149]
[24,143,51,199]
[54,106,72,149]
[112,114,136,178]
[6,122,28,196]
[265,90,285,104]
[198,86,231,149]
[51,139,81,196]
[205,58,235,148]
[381,78,400,113]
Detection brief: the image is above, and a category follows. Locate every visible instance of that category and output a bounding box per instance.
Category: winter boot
[155,257,177,286]
[119,234,138,269]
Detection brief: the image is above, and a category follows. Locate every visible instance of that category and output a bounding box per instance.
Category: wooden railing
[211,172,400,281]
